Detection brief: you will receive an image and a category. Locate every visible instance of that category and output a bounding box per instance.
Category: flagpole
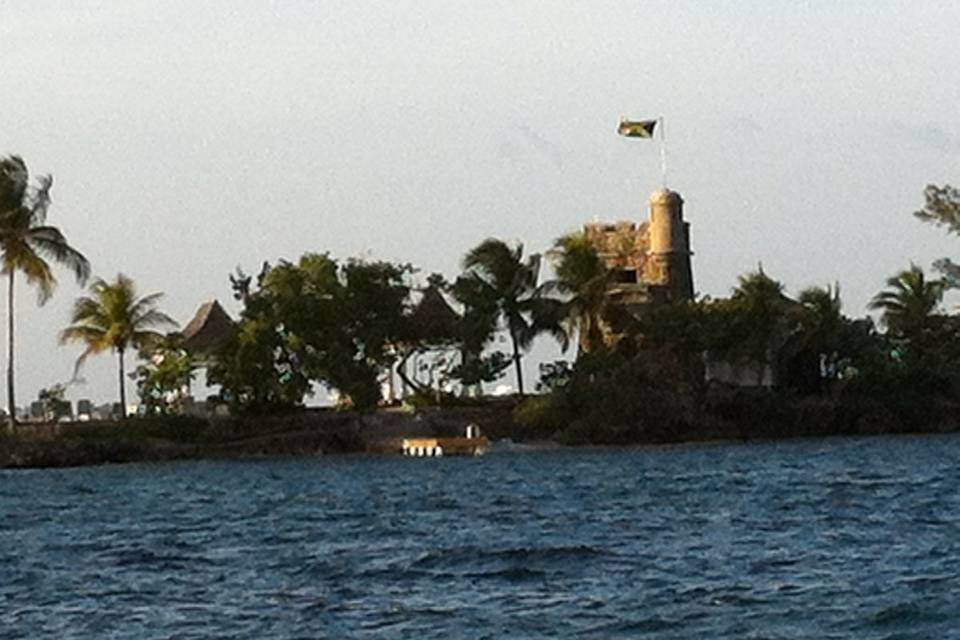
[659,116,668,189]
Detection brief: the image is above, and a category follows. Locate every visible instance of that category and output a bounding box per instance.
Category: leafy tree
[447,350,512,389]
[635,299,710,391]
[914,184,960,231]
[777,284,846,393]
[709,268,791,373]
[60,274,176,417]
[869,264,943,339]
[0,156,90,426]
[37,383,72,421]
[209,254,413,412]
[541,232,612,354]
[135,336,197,414]
[207,313,310,413]
[460,238,556,395]
[449,270,509,389]
[536,360,572,393]
[796,284,843,349]
[914,183,960,286]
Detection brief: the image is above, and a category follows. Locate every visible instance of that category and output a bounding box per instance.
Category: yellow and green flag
[617,118,657,138]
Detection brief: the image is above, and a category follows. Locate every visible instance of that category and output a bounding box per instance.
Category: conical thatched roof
[181,299,236,354]
[410,286,460,342]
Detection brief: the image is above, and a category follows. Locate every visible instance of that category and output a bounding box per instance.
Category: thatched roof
[181,300,236,354]
[410,286,460,342]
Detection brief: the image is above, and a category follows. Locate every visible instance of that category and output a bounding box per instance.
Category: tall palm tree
[869,264,943,339]
[60,274,176,417]
[541,232,611,354]
[461,238,543,395]
[724,267,790,383]
[797,283,843,348]
[0,156,90,425]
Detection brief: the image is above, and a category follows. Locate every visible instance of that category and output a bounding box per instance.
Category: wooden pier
[401,425,488,457]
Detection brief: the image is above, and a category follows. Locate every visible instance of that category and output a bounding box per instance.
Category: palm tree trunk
[118,347,127,419]
[7,271,15,429]
[511,331,524,396]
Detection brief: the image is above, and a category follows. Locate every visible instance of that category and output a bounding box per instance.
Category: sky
[1,0,958,407]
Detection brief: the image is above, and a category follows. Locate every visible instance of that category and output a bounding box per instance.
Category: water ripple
[2,434,960,638]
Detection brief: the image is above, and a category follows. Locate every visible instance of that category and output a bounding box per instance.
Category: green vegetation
[134,335,197,415]
[915,183,960,288]
[36,384,72,422]
[3,151,960,456]
[541,233,614,354]
[208,254,412,413]
[0,156,90,427]
[60,274,176,416]
[458,238,561,394]
[515,195,960,443]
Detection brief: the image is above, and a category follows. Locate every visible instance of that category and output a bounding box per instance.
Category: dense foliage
[2,149,956,445]
[208,254,413,412]
[135,339,197,415]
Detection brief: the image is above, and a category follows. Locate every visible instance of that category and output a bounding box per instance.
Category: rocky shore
[0,403,518,469]
[2,392,958,470]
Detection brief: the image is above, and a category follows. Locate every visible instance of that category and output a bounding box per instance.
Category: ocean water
[2,434,960,639]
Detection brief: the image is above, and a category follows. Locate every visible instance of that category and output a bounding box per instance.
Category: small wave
[585,615,682,635]
[747,556,800,574]
[865,600,951,627]
[412,544,608,570]
[461,566,547,581]
[103,548,216,570]
[66,483,97,495]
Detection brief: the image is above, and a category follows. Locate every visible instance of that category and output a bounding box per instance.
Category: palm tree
[869,264,943,339]
[541,232,611,354]
[60,274,176,417]
[724,267,791,384]
[461,238,543,395]
[0,156,90,425]
[797,283,843,348]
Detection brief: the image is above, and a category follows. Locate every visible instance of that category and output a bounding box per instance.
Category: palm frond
[128,292,167,321]
[18,257,55,304]
[28,226,90,284]
[0,156,28,214]
[61,273,174,362]
[29,175,53,225]
[132,308,178,331]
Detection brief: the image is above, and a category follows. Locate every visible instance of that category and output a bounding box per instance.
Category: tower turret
[645,188,694,301]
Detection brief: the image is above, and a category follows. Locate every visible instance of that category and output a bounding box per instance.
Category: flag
[617,118,657,138]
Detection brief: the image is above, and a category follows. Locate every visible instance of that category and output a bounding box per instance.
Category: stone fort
[583,188,694,312]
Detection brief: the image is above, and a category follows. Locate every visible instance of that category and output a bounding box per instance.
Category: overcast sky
[1,1,958,406]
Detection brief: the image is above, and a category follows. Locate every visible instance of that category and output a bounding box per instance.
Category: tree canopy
[914,183,960,287]
[208,254,413,412]
[61,274,176,415]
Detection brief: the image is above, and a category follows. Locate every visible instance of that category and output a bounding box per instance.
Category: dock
[401,424,488,456]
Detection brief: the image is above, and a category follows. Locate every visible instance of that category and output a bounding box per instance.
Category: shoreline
[2,393,959,470]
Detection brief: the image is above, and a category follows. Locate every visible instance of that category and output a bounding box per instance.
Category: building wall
[583,188,694,305]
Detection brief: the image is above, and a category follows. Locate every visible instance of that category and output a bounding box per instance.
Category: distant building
[582,188,694,349]
[584,188,694,305]
[181,300,236,359]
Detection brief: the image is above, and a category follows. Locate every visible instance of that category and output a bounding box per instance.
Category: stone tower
[645,188,694,301]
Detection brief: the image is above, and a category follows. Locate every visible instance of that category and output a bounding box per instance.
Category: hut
[409,285,460,343]
[181,300,236,360]
[395,285,462,399]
